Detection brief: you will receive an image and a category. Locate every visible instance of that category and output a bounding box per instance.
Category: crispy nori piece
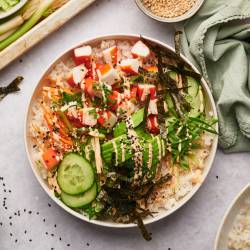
[0,76,23,101]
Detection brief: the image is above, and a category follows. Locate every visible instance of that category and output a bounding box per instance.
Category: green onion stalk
[0,0,54,51]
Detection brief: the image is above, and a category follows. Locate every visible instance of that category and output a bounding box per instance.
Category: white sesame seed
[141,0,197,18]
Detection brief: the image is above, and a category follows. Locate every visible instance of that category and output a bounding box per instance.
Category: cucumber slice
[61,183,97,208]
[57,153,95,195]
[168,71,204,117]
[113,108,144,137]
[186,76,203,117]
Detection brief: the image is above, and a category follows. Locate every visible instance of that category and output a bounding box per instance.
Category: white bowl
[24,34,218,228]
[214,183,250,250]
[0,0,27,19]
[135,0,205,23]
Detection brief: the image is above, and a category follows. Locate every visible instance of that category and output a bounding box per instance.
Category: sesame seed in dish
[141,0,197,18]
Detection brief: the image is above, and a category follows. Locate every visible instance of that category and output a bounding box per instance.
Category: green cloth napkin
[178,0,250,152]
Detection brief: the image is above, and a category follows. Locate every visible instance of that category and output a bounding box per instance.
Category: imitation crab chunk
[73,46,92,67]
[120,58,140,75]
[103,46,118,65]
[131,41,150,59]
[97,64,120,85]
[137,84,156,102]
[67,64,88,87]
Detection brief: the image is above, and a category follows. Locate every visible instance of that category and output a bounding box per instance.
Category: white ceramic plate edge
[214,183,250,250]
[24,33,218,228]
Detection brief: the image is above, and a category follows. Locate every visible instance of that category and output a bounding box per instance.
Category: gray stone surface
[0,0,250,249]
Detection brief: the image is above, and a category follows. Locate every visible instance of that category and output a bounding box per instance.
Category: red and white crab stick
[131,41,150,59]
[103,46,118,65]
[120,58,140,75]
[67,64,88,87]
[73,45,92,67]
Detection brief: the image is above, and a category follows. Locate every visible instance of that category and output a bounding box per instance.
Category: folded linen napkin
[178,0,250,152]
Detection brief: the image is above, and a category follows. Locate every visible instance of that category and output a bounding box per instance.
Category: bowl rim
[214,183,250,250]
[24,33,218,229]
[135,0,205,23]
[0,0,28,19]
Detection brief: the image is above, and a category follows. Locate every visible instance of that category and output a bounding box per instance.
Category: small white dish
[24,34,218,228]
[0,0,27,19]
[214,183,250,250]
[135,0,205,23]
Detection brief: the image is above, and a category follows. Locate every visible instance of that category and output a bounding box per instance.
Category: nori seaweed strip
[174,31,188,91]
[166,64,201,81]
[141,36,194,114]
[174,31,182,56]
[0,76,23,101]
[157,86,189,95]
[154,173,172,186]
[135,213,152,241]
[100,170,172,240]
[157,50,190,115]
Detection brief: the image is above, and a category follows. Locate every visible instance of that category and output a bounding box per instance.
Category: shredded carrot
[58,136,73,146]
[61,87,75,95]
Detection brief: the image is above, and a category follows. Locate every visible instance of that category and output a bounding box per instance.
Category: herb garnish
[61,92,82,107]
[166,114,217,168]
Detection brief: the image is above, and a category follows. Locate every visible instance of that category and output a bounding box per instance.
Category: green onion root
[0,15,24,35]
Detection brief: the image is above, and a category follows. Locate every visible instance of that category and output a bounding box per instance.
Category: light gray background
[0,0,250,249]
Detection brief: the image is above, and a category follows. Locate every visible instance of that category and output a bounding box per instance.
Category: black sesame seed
[45,232,48,235]
[28,211,32,214]
[10,233,13,236]
[216,175,219,179]
[24,209,26,212]
[54,224,57,228]
[51,234,54,237]
[59,237,62,241]
[67,244,70,247]
[43,218,46,222]
[15,239,18,243]
[8,190,11,193]
[29,239,32,242]
[36,212,39,215]
[0,222,2,226]
[48,203,51,207]
[24,230,27,234]
[10,222,12,226]
[3,183,5,186]
[87,243,90,246]
[9,216,12,219]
